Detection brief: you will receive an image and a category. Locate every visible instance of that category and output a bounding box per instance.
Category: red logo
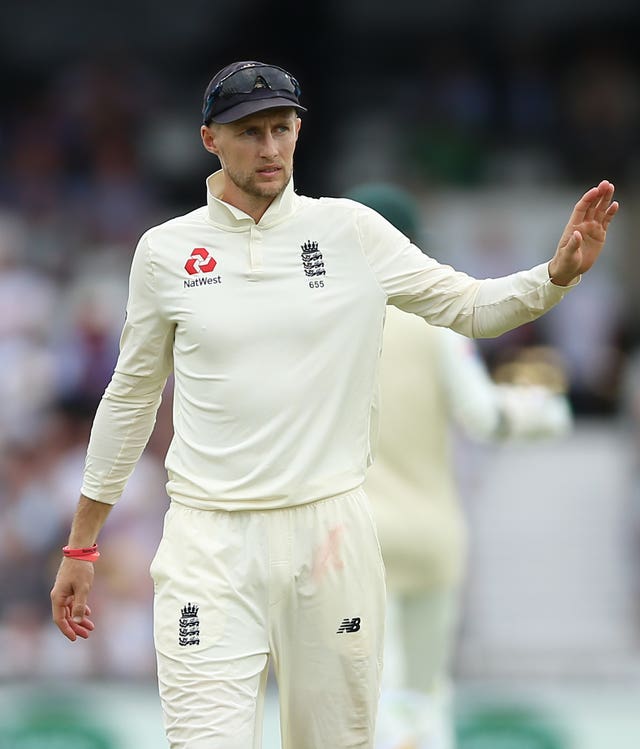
[185,248,217,275]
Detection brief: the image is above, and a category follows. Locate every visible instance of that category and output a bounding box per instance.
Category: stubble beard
[227,163,292,202]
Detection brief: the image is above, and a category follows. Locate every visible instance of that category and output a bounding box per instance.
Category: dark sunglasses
[203,64,302,124]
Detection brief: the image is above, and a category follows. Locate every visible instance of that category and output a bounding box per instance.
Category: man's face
[202,108,301,204]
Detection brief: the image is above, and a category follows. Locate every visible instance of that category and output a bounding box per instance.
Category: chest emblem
[300,240,326,277]
[185,247,217,275]
[178,602,200,646]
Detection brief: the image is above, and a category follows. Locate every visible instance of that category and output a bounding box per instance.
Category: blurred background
[1,0,640,747]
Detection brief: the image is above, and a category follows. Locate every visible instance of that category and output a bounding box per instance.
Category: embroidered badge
[300,240,326,277]
[178,602,200,646]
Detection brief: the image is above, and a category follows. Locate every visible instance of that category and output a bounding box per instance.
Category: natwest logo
[185,247,217,275]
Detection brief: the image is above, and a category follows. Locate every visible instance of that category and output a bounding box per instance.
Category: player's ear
[201,124,219,156]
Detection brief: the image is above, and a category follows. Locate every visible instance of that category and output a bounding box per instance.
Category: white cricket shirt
[82,171,574,511]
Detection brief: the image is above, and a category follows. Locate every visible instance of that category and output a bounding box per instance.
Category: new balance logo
[178,602,200,646]
[336,617,361,633]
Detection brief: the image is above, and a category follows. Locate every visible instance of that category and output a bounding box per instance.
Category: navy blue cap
[202,61,306,125]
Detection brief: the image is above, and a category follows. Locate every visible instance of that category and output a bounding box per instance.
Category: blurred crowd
[0,59,174,679]
[1,44,640,681]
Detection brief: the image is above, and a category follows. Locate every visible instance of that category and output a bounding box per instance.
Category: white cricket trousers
[150,488,386,749]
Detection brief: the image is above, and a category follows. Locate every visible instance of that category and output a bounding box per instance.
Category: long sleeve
[436,327,573,441]
[355,204,576,338]
[435,327,503,439]
[81,234,175,504]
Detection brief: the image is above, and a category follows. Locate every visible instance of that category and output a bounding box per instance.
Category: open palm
[549,180,619,286]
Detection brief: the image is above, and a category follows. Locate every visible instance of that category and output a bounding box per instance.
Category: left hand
[548,180,619,286]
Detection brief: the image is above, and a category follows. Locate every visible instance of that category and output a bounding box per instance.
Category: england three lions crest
[300,240,326,277]
[179,602,200,647]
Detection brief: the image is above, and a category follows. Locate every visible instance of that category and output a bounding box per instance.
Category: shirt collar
[206,169,298,228]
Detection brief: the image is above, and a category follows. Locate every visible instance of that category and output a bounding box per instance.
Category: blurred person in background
[53,268,128,404]
[0,211,60,457]
[348,183,573,749]
[49,59,617,749]
[0,436,66,677]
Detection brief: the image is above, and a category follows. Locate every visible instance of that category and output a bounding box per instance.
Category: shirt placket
[249,225,263,278]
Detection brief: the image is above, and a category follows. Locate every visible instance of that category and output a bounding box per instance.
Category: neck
[220,187,274,223]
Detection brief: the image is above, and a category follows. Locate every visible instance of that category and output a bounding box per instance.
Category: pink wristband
[63,544,100,562]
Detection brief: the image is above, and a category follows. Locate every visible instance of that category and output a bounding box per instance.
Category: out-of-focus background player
[348,183,574,749]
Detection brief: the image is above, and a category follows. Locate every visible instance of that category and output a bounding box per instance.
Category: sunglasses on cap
[202,63,303,124]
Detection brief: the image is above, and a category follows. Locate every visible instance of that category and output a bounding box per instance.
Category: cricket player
[50,60,618,749]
